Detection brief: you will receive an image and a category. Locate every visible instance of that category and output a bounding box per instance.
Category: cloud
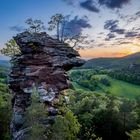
[118,41,132,45]
[125,31,139,38]
[127,10,140,22]
[74,0,130,13]
[61,0,75,5]
[110,52,129,57]
[104,19,140,41]
[105,33,116,40]
[98,32,105,35]
[132,27,140,31]
[10,25,25,32]
[118,10,140,23]
[64,16,92,37]
[62,0,131,13]
[113,29,125,34]
[104,20,125,34]
[80,0,99,13]
[98,0,130,9]
[135,11,140,17]
[104,20,118,30]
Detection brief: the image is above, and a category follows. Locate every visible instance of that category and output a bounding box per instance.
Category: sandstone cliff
[9,31,85,140]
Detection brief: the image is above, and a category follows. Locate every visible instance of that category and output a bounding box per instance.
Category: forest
[0,65,140,140]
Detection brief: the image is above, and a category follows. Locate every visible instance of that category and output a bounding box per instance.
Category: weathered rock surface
[9,31,85,140]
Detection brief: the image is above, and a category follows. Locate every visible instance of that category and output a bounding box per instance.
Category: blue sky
[0,0,140,59]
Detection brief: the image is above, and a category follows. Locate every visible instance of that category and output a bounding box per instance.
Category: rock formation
[9,31,85,140]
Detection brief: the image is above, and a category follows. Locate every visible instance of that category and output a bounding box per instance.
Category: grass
[71,74,140,99]
[72,82,91,91]
[94,75,140,99]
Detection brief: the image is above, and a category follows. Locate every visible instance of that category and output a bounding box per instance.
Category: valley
[70,71,140,99]
[0,52,140,140]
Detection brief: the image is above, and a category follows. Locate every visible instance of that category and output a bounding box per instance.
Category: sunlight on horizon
[79,46,140,59]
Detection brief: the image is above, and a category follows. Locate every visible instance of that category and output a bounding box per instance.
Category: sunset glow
[79,46,140,59]
[0,0,140,59]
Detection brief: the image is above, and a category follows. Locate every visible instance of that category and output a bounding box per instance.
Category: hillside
[81,52,140,69]
[0,60,10,67]
[69,70,140,99]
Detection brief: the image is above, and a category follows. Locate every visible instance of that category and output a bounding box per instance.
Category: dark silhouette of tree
[25,18,45,33]
[48,14,90,49]
[48,14,64,40]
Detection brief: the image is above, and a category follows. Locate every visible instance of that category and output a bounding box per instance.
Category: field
[70,70,140,99]
[94,75,140,98]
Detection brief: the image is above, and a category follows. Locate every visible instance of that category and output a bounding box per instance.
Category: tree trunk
[57,22,60,40]
[61,22,65,42]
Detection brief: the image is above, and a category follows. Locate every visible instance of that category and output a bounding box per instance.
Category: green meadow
[71,72,140,99]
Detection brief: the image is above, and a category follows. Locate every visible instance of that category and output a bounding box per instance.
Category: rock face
[9,31,85,140]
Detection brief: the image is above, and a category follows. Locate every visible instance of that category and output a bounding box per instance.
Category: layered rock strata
[9,32,85,140]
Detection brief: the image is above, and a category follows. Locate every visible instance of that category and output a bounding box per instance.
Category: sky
[0,0,140,59]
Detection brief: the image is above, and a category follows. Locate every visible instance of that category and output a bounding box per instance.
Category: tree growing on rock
[1,19,46,57]
[48,14,91,49]
[0,39,21,57]
[65,33,88,50]
[48,14,64,41]
[26,18,45,33]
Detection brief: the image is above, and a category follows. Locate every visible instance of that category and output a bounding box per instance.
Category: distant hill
[81,52,140,69]
[0,60,10,67]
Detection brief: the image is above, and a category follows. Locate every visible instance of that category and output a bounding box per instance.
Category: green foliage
[0,39,21,57]
[127,125,140,140]
[82,52,140,69]
[67,89,140,140]
[26,123,46,140]
[109,68,140,85]
[24,93,47,140]
[25,94,47,123]
[48,111,80,140]
[69,69,99,91]
[69,70,140,140]
[100,77,111,86]
[0,65,140,140]
[69,70,140,99]
[0,69,12,140]
[25,93,80,140]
